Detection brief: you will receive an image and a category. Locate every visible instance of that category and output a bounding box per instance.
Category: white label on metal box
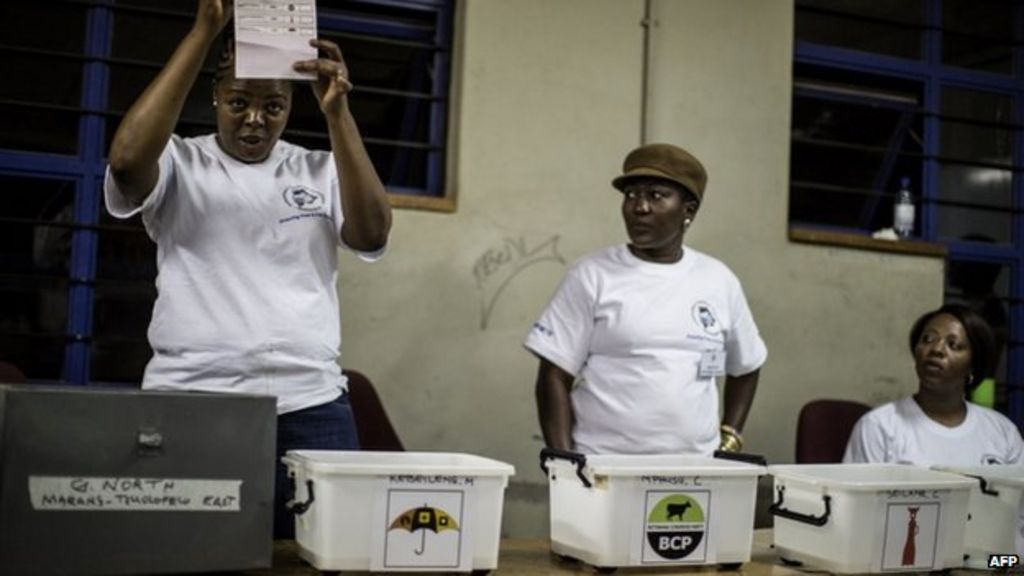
[28,476,242,511]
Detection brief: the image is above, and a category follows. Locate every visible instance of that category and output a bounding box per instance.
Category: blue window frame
[791,0,1024,425]
[0,0,454,386]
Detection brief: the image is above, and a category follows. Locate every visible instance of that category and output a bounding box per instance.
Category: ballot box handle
[963,474,1000,497]
[136,428,164,457]
[286,479,315,515]
[768,485,832,527]
[539,448,591,489]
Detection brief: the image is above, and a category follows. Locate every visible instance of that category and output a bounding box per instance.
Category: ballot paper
[234,0,318,79]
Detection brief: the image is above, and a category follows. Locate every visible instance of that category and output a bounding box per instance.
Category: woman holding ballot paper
[104,0,391,538]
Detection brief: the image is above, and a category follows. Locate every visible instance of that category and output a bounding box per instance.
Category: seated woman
[844,304,1023,553]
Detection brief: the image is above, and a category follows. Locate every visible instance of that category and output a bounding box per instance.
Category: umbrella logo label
[383,490,466,568]
[641,491,710,563]
[389,504,461,554]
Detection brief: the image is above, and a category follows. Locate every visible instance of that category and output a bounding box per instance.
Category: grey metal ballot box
[0,384,277,575]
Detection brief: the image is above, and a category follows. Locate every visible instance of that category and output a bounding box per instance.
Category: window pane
[944,256,1012,400]
[0,1,87,53]
[796,0,924,59]
[934,208,1013,246]
[0,175,76,275]
[106,65,217,151]
[0,175,74,380]
[367,142,433,191]
[0,53,82,107]
[96,215,157,282]
[0,51,83,153]
[106,9,218,155]
[320,0,440,35]
[111,11,194,64]
[942,87,1014,125]
[0,333,65,381]
[287,90,433,146]
[938,163,1012,209]
[114,0,197,11]
[942,0,1014,74]
[935,162,1013,245]
[791,141,887,189]
[790,182,884,229]
[940,87,1014,167]
[91,283,153,384]
[0,105,81,155]
[0,277,68,338]
[941,121,1015,167]
[790,83,924,232]
[324,32,438,94]
[93,195,155,385]
[793,95,919,148]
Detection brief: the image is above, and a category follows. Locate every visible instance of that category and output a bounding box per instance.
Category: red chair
[795,399,871,463]
[343,369,404,451]
[0,360,27,384]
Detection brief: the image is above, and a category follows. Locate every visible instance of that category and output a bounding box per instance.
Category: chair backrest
[0,360,27,384]
[795,399,871,463]
[343,369,404,451]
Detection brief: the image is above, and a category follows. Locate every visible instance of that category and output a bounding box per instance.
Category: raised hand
[292,38,354,116]
[196,0,233,35]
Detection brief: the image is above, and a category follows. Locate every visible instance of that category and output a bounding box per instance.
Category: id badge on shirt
[698,350,726,379]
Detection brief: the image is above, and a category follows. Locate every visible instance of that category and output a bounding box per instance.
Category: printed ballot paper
[234,1,318,79]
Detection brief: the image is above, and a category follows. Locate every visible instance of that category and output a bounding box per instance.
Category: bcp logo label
[989,554,1020,569]
[641,491,710,563]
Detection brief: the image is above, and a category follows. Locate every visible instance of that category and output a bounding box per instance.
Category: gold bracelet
[719,424,744,452]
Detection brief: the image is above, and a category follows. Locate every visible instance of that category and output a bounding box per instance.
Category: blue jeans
[275,394,359,539]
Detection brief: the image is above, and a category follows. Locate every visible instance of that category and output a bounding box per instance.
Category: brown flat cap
[612,143,707,202]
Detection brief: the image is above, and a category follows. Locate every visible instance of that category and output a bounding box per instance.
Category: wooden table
[244,530,987,575]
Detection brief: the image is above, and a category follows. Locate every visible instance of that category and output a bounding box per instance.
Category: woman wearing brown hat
[525,143,766,456]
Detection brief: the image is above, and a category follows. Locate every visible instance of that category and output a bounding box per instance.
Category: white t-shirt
[844,396,1024,466]
[524,244,767,455]
[105,134,384,414]
[844,396,1024,553]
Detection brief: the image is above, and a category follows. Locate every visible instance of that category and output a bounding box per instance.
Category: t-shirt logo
[531,322,554,337]
[981,454,1004,465]
[691,302,721,336]
[283,186,325,211]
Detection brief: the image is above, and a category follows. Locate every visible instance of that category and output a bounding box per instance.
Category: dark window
[0,175,75,380]
[792,0,1024,426]
[942,0,1015,74]
[795,0,925,59]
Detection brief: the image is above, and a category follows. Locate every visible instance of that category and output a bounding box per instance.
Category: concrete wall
[338,0,946,537]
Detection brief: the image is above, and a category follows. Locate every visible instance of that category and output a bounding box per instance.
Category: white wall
[338,0,946,537]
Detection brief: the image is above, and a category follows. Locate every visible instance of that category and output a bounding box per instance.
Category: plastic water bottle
[893,177,915,238]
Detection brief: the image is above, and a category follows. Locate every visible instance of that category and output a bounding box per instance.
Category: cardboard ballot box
[0,384,276,575]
